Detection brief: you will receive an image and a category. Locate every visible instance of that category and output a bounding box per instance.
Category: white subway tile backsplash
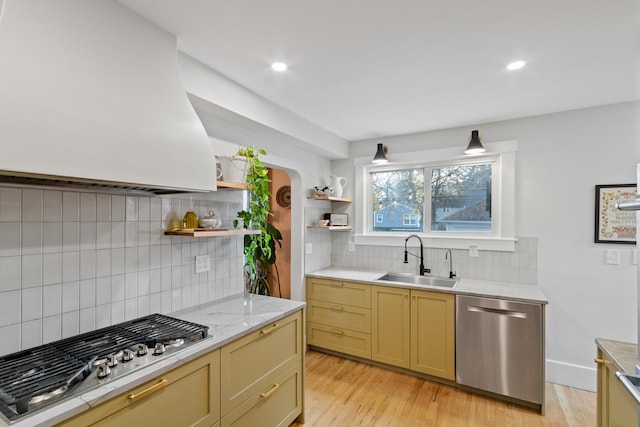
[79,250,96,280]
[43,190,62,222]
[21,287,43,322]
[125,273,137,299]
[0,256,21,291]
[0,188,21,221]
[111,275,125,302]
[62,221,79,252]
[80,222,96,251]
[22,189,42,221]
[79,279,96,309]
[62,281,79,313]
[80,193,96,222]
[111,221,125,248]
[61,311,79,338]
[111,195,125,221]
[96,194,111,221]
[95,304,110,328]
[0,222,20,256]
[125,196,138,221]
[62,251,80,282]
[111,248,125,275]
[43,222,62,253]
[42,315,61,344]
[0,185,243,352]
[42,284,62,317]
[0,324,21,355]
[0,290,20,326]
[21,254,42,289]
[22,319,42,348]
[62,192,79,222]
[79,307,95,333]
[22,222,43,255]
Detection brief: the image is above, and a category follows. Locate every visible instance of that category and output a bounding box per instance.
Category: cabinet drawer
[307,321,371,359]
[56,351,220,427]
[221,311,302,415]
[307,299,371,333]
[221,366,302,427]
[306,278,371,308]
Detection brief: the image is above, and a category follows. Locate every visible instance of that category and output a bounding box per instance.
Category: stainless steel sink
[376,272,457,288]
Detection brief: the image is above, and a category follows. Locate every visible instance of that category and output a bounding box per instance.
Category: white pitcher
[329,175,348,198]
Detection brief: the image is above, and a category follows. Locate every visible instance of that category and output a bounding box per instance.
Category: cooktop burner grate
[0,314,208,422]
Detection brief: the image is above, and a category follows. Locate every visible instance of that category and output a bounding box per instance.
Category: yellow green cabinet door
[55,351,221,427]
[597,349,638,427]
[410,290,455,380]
[372,286,410,368]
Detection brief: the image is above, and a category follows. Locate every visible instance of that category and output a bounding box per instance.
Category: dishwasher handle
[466,304,527,319]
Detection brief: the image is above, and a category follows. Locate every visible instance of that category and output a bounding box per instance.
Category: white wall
[347,101,640,391]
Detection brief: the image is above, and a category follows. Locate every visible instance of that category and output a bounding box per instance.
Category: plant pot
[218,155,248,183]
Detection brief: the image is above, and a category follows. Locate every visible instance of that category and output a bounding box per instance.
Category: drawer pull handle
[260,383,280,399]
[261,323,280,335]
[330,282,344,288]
[330,329,344,335]
[330,305,344,311]
[128,379,168,403]
[595,358,604,365]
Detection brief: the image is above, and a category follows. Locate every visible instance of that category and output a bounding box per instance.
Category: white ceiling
[120,0,640,142]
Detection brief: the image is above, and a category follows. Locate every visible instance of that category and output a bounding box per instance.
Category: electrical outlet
[348,241,355,252]
[469,246,479,257]
[195,255,210,273]
[605,249,620,265]
[305,243,312,255]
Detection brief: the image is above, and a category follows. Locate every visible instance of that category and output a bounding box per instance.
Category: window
[354,141,517,251]
[370,162,492,234]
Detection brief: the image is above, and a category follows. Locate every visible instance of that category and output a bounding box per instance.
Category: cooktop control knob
[97,364,111,378]
[153,343,165,355]
[122,349,134,362]
[136,344,148,357]
[106,354,118,367]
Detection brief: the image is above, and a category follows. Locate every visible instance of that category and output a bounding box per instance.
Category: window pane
[372,169,424,232]
[430,164,492,232]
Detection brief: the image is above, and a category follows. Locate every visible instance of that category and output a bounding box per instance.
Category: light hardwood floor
[292,350,596,427]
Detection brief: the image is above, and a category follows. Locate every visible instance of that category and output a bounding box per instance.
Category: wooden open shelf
[217,181,252,191]
[165,228,260,237]
[306,225,352,231]
[307,195,352,202]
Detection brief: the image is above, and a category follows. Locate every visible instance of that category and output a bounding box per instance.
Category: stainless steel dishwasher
[456,295,543,405]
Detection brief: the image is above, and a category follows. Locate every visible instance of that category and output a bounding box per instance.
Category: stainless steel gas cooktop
[0,314,209,423]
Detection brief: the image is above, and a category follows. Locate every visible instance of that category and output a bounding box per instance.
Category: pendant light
[372,143,388,163]
[464,130,485,155]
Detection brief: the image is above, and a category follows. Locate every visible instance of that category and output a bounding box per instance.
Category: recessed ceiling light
[506,60,526,71]
[271,62,288,72]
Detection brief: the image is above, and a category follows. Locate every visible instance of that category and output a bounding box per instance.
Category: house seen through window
[371,162,493,233]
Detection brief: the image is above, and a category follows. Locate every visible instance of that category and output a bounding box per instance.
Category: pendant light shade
[372,143,389,163]
[465,130,486,155]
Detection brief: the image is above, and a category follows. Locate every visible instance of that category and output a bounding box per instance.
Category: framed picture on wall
[594,184,637,244]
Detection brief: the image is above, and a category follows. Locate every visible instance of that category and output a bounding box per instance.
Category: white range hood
[0,0,217,194]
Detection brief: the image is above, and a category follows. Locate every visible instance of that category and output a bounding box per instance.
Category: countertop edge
[596,338,639,374]
[306,268,548,304]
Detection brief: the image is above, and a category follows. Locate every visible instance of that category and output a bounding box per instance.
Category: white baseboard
[545,359,597,392]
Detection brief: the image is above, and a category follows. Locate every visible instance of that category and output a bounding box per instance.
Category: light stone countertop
[596,338,639,374]
[2,293,305,427]
[306,267,548,304]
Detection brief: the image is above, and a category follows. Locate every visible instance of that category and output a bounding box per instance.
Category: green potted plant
[233,146,283,296]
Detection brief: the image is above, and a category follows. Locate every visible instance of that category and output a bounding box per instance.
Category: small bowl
[315,219,330,227]
[313,186,335,196]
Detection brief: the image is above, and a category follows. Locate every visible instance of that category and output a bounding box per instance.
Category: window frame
[353,140,517,251]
